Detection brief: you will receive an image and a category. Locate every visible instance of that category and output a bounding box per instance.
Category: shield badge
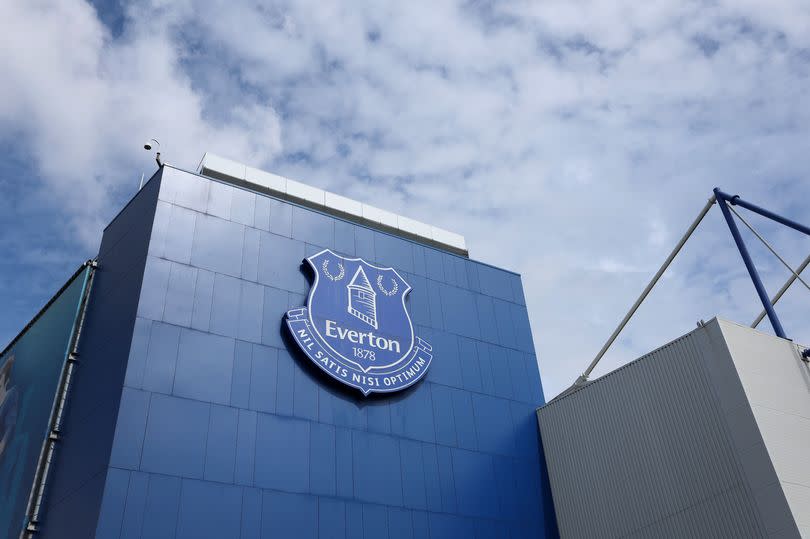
[286,249,432,395]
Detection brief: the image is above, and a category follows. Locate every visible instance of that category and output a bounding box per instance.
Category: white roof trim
[197,152,468,255]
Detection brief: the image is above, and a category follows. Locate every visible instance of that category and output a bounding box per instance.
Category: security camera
[143,138,163,167]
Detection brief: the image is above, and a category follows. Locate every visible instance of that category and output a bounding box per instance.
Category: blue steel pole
[713,187,787,339]
[715,189,810,237]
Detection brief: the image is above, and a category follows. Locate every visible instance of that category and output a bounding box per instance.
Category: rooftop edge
[197,153,468,256]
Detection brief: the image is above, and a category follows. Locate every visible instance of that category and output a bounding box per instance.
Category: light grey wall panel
[716,320,810,538]
[537,319,800,538]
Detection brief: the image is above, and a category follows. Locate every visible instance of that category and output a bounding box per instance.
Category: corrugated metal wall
[536,320,797,538]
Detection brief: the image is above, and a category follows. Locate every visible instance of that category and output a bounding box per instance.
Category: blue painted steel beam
[715,189,810,238]
[713,187,787,339]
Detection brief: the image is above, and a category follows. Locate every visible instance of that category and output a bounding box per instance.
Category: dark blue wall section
[40,170,163,538]
[46,166,558,538]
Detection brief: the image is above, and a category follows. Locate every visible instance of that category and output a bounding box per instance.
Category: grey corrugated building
[537,318,809,538]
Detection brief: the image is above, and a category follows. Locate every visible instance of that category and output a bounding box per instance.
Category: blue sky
[1,0,808,397]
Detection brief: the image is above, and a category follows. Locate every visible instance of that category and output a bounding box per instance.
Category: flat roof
[197,153,468,256]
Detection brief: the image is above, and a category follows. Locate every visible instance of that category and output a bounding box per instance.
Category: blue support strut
[713,188,787,339]
[716,189,810,238]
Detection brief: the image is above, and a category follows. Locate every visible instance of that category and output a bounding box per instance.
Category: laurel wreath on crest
[376,275,398,296]
[322,260,345,281]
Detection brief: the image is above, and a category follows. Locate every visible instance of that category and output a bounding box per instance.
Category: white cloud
[1,0,809,397]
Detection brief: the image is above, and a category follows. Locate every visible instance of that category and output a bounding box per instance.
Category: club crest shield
[286,249,432,395]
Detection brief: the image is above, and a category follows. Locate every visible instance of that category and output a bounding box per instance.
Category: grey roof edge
[539,317,726,410]
[197,152,469,257]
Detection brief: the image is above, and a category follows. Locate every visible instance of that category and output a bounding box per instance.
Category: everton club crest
[286,249,432,395]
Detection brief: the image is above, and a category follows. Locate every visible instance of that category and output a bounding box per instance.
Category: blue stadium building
[0,155,559,538]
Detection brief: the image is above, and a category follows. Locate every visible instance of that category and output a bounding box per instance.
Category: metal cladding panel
[39,170,164,539]
[92,166,558,539]
[716,321,810,538]
[537,319,800,539]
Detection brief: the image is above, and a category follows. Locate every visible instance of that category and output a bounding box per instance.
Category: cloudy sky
[2,0,808,398]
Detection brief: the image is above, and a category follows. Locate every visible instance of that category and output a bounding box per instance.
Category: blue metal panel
[204,405,238,483]
[241,488,262,539]
[375,231,414,273]
[109,387,149,469]
[231,188,256,227]
[319,498,347,539]
[269,198,292,237]
[424,329,462,388]
[258,232,308,293]
[293,205,335,248]
[476,263,513,302]
[310,423,336,495]
[474,293,498,344]
[507,350,531,403]
[206,181,232,219]
[261,286,287,347]
[399,438,428,510]
[424,247,444,282]
[94,468,129,538]
[163,262,196,326]
[389,380,436,443]
[140,474,182,539]
[123,317,150,388]
[231,340,252,408]
[174,328,234,404]
[452,449,497,518]
[137,256,170,320]
[120,471,148,539]
[76,170,558,539]
[234,409,257,486]
[435,445,458,512]
[334,220,356,256]
[492,298,518,349]
[352,431,403,506]
[335,427,354,499]
[176,479,242,539]
[161,167,208,212]
[488,345,515,399]
[140,394,210,478]
[439,283,481,339]
[450,387,478,450]
[237,280,264,342]
[210,273,240,337]
[242,227,260,282]
[429,512,476,539]
[458,337,483,392]
[346,501,364,539]
[191,214,244,277]
[388,507,414,539]
[142,321,180,393]
[412,511,430,538]
[162,203,196,264]
[249,344,277,413]
[354,226,375,262]
[275,347,296,415]
[472,393,515,456]
[191,268,214,331]
[366,400,392,434]
[404,273,431,326]
[293,359,319,421]
[255,413,310,492]
[261,491,317,539]
[431,383,457,446]
[411,244,427,276]
[254,195,271,232]
[362,503,389,539]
